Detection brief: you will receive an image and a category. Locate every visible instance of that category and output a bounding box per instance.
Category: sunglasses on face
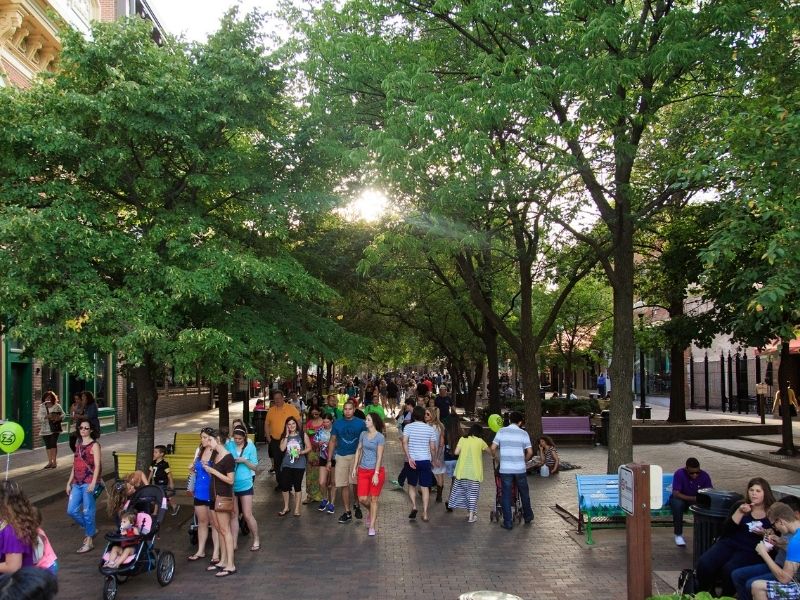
[79,426,91,430]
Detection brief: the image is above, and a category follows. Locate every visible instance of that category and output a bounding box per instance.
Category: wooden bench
[113,451,195,486]
[576,473,674,545]
[542,416,595,443]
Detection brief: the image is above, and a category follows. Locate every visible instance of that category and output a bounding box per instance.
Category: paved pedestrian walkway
[22,400,800,600]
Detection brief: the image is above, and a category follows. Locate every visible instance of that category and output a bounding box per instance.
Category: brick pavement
[33,409,800,600]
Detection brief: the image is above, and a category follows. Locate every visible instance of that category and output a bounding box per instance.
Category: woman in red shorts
[351,414,385,537]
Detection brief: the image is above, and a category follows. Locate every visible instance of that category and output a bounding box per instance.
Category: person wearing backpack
[0,480,39,573]
[37,392,63,470]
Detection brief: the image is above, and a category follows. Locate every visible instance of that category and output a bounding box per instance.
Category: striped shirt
[493,424,532,474]
[403,422,438,461]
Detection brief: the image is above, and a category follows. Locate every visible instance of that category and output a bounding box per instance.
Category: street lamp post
[636,314,649,421]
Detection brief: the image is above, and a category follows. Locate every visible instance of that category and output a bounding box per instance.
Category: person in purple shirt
[670,457,713,547]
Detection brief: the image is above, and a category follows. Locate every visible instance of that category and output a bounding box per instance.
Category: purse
[45,405,63,434]
[212,462,234,513]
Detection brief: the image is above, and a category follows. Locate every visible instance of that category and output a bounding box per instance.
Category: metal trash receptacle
[253,409,267,444]
[598,410,610,446]
[690,488,743,567]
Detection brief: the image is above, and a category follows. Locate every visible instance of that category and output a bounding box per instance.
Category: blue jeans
[731,563,774,600]
[500,473,533,528]
[669,495,690,535]
[696,537,763,596]
[67,483,97,537]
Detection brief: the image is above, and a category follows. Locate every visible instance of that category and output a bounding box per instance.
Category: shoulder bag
[46,405,63,434]
[212,458,234,513]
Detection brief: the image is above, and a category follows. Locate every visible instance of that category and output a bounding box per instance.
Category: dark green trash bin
[690,488,743,567]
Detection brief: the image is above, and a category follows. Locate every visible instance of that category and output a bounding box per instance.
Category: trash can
[599,410,610,446]
[253,408,267,444]
[635,405,651,419]
[690,488,743,567]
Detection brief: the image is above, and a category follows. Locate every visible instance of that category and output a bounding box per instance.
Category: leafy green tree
[0,13,340,469]
[700,1,799,454]
[293,0,760,466]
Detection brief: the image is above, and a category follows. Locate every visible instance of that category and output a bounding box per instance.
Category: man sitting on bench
[670,457,712,547]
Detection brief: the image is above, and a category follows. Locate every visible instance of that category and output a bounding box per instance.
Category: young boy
[150,445,179,516]
[752,501,800,600]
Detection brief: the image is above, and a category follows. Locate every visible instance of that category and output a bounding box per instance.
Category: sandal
[408,509,417,520]
[187,554,205,561]
[278,509,290,517]
[76,541,93,554]
[421,515,430,522]
[293,511,301,517]
[216,569,237,578]
[249,544,261,552]
[206,564,222,572]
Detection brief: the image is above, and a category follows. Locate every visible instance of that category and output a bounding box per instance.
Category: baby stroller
[489,459,523,524]
[98,485,176,600]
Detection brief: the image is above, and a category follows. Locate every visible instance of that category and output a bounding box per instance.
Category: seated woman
[527,436,560,475]
[696,477,776,596]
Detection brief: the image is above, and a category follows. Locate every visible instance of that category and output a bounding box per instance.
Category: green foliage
[0,13,347,382]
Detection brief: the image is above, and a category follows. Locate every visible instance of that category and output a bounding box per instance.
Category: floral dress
[305,421,324,502]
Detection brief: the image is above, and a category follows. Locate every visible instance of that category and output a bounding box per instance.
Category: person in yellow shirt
[772,383,799,417]
[446,424,489,523]
[266,391,300,488]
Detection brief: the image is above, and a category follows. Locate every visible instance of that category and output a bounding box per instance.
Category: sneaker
[368,527,376,536]
[170,504,181,516]
[675,535,686,547]
[338,512,352,524]
[353,505,363,520]
[318,500,328,512]
[326,502,335,514]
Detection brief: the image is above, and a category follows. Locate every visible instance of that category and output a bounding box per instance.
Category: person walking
[37,392,63,470]
[304,407,325,505]
[68,392,84,453]
[315,412,336,513]
[65,417,101,553]
[351,414,385,536]
[266,390,300,489]
[278,417,312,517]
[490,411,534,530]
[402,405,438,522]
[326,401,366,524]
[428,407,447,503]
[225,426,260,552]
[448,424,489,522]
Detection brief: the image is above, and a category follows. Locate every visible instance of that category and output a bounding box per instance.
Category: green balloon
[0,421,24,453]
[488,414,503,433]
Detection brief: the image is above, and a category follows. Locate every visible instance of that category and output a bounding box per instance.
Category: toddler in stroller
[98,485,175,600]
[102,510,149,568]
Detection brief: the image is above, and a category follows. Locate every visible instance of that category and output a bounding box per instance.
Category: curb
[685,440,800,474]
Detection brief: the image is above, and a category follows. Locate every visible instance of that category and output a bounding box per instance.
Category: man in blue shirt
[752,501,800,600]
[326,401,366,524]
[490,411,534,530]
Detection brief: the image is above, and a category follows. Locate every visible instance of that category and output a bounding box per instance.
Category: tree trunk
[133,355,158,472]
[466,359,482,414]
[326,360,334,389]
[607,221,635,473]
[565,349,574,396]
[521,350,543,440]
[300,364,309,397]
[218,382,229,431]
[776,341,797,455]
[483,318,501,414]
[667,297,688,423]
[238,374,250,426]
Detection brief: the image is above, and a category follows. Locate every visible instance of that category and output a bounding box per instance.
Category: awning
[756,339,800,356]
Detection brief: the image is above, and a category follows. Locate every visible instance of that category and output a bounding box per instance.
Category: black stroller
[98,485,176,600]
[489,458,523,524]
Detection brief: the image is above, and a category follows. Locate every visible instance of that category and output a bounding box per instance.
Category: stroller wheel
[156,550,176,586]
[103,576,118,600]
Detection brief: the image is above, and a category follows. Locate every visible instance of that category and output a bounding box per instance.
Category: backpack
[677,568,697,595]
[33,528,57,570]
